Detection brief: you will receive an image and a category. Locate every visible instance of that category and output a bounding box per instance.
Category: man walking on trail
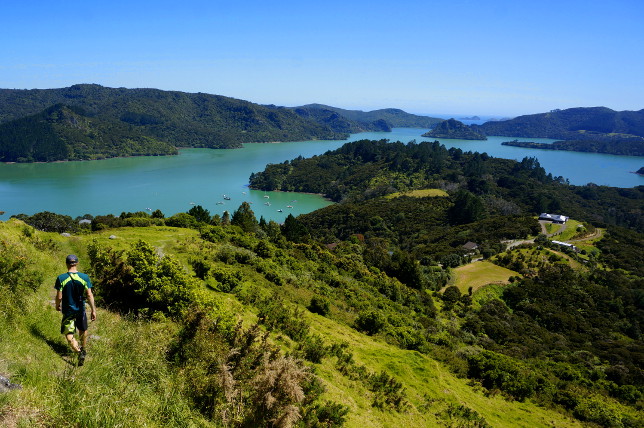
[55,254,96,366]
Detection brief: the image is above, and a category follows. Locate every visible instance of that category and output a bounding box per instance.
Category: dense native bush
[466,350,539,401]
[12,211,76,233]
[0,234,44,318]
[88,239,203,318]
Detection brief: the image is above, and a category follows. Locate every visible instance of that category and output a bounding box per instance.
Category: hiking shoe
[78,348,87,366]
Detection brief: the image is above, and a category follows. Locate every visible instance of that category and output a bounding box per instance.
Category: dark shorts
[61,311,87,335]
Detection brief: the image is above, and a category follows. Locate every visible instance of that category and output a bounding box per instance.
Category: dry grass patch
[385,189,448,199]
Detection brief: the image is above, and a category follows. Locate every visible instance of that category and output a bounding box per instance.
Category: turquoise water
[0,128,642,220]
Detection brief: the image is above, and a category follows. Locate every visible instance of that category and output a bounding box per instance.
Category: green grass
[0,220,589,427]
[450,261,517,294]
[309,311,584,428]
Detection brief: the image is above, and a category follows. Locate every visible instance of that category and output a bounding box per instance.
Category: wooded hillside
[473,107,644,156]
[0,84,346,154]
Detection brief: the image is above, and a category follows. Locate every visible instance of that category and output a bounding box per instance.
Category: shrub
[165,213,197,228]
[308,296,331,316]
[466,350,538,401]
[0,238,43,318]
[298,334,329,364]
[89,240,200,319]
[210,267,242,293]
[355,310,387,335]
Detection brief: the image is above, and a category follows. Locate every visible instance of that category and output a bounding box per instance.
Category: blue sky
[2,0,643,116]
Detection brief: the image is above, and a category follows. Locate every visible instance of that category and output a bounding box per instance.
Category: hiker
[54,254,97,366]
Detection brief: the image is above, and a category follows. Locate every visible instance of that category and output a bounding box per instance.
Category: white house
[539,213,569,223]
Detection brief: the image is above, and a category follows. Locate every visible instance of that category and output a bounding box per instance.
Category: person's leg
[76,312,89,366]
[79,329,88,349]
[65,333,80,353]
[61,314,80,353]
[77,312,89,349]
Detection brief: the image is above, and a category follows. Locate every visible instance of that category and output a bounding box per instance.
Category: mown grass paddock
[450,260,516,294]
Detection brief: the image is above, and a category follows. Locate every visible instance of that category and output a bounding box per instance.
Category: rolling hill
[293,104,443,130]
[0,84,346,152]
[0,104,177,162]
[472,107,644,141]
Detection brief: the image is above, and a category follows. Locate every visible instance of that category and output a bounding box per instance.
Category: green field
[450,260,517,294]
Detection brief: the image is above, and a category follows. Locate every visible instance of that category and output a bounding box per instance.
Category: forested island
[421,118,487,140]
[6,137,643,427]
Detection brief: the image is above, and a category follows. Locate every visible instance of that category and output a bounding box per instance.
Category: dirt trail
[568,228,603,242]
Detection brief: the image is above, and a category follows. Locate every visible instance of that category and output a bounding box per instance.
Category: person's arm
[86,288,97,321]
[55,290,62,311]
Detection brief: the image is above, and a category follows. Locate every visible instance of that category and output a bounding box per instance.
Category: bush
[355,310,387,335]
[308,296,331,316]
[165,213,197,228]
[298,334,329,364]
[466,350,538,401]
[210,267,242,293]
[0,238,43,317]
[89,240,200,318]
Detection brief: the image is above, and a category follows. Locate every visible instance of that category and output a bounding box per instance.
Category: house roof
[462,241,478,250]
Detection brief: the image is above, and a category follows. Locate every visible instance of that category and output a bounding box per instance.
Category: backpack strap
[67,273,87,309]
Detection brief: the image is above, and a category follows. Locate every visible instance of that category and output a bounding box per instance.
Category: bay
[0,128,642,221]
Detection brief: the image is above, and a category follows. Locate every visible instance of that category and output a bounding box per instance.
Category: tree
[231,202,258,233]
[151,209,165,219]
[18,211,75,233]
[221,211,231,226]
[282,214,309,242]
[188,205,211,224]
[448,190,486,225]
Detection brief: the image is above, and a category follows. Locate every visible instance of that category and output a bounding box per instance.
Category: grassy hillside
[1,218,609,427]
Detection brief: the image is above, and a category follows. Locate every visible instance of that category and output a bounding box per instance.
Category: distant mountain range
[0,84,442,162]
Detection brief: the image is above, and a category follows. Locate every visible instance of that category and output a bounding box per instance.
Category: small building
[539,213,569,223]
[551,240,578,252]
[78,219,92,225]
[462,241,479,251]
